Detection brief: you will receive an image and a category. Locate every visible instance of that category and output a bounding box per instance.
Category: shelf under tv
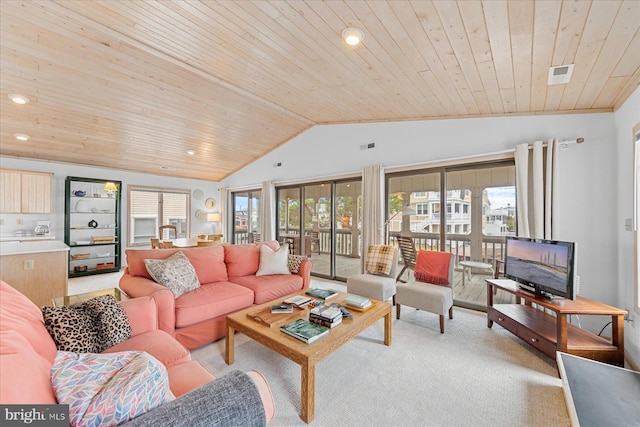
[486,279,626,366]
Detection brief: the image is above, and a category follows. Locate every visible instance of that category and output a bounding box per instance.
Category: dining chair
[150,238,161,249]
[306,231,321,255]
[159,225,177,240]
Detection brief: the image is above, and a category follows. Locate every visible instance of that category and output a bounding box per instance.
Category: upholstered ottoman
[395,281,453,333]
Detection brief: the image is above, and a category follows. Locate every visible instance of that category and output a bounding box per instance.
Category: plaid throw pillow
[365,245,396,276]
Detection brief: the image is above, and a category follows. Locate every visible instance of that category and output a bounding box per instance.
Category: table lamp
[103,182,117,197]
[207,212,222,234]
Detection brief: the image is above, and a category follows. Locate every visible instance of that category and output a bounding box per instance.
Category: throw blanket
[414,251,452,285]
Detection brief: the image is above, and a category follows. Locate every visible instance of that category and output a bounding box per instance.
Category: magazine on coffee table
[280,318,329,344]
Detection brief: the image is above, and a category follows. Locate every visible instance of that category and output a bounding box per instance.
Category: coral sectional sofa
[120,241,311,349]
[0,281,274,426]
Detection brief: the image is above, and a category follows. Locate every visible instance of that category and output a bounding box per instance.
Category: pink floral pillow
[51,351,174,426]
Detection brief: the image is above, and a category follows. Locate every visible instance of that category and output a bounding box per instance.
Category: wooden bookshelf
[486,279,626,366]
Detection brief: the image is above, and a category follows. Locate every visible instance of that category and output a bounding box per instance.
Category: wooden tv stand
[486,279,626,366]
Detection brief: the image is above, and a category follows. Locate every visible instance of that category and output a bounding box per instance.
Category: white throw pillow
[256,244,291,276]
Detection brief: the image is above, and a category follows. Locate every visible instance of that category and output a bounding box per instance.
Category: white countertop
[0,240,69,256]
[0,235,56,242]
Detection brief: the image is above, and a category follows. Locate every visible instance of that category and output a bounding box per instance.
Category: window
[128,186,190,246]
[416,203,429,215]
[414,191,426,198]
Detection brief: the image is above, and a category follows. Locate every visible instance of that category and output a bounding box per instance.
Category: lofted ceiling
[1,0,638,181]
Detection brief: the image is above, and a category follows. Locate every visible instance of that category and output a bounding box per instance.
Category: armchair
[396,251,456,333]
[346,245,399,304]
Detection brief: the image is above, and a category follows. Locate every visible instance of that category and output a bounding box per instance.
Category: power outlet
[23,259,34,270]
[16,218,22,225]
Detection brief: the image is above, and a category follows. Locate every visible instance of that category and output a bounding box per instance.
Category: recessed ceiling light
[186,150,195,155]
[342,27,365,46]
[13,133,30,141]
[8,94,30,104]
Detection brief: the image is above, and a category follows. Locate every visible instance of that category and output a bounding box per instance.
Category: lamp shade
[401,205,416,215]
[207,212,222,223]
[103,182,117,192]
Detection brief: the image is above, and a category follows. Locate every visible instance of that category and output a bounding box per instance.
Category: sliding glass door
[387,162,516,310]
[231,189,261,244]
[277,178,362,280]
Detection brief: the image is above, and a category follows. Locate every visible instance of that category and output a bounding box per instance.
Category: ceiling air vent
[273,162,282,168]
[548,64,574,85]
[360,142,376,150]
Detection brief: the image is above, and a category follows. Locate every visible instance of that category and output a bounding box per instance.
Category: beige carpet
[191,306,570,427]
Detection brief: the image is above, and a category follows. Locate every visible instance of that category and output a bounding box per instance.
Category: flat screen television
[504,236,577,300]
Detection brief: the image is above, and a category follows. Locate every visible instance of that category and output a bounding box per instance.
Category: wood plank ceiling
[1,0,638,181]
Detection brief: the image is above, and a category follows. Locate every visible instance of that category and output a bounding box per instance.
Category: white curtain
[218,187,228,240]
[260,180,275,241]
[362,165,385,269]
[515,138,558,239]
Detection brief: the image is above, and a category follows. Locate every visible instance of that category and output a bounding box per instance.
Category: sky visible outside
[486,186,515,209]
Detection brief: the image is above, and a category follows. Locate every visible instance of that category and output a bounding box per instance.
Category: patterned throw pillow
[256,244,291,276]
[42,304,101,353]
[288,254,307,273]
[83,295,131,352]
[144,251,201,298]
[365,245,396,276]
[51,351,174,426]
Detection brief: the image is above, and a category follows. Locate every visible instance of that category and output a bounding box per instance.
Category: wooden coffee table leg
[300,361,315,423]
[225,323,234,365]
[384,310,392,346]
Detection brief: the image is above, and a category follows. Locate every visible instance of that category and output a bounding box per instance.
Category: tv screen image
[504,237,576,299]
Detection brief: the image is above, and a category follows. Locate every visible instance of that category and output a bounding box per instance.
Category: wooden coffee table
[226,291,392,423]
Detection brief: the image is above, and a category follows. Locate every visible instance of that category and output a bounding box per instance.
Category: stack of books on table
[280,318,329,344]
[309,304,343,328]
[344,294,372,311]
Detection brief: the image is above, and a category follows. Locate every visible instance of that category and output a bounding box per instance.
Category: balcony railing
[236,228,505,268]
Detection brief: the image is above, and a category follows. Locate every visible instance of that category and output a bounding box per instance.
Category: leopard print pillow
[42,295,131,353]
[288,254,307,273]
[42,304,101,353]
[83,295,131,351]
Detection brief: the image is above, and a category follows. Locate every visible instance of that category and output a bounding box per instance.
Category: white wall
[223,111,634,345]
[614,86,640,367]
[0,156,222,248]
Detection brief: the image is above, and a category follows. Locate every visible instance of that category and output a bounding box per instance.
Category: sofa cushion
[145,251,201,298]
[52,351,174,426]
[230,274,304,305]
[256,244,291,276]
[0,330,57,404]
[126,247,228,283]
[0,281,57,362]
[174,282,255,328]
[167,361,216,398]
[224,241,280,279]
[42,304,101,353]
[83,295,131,350]
[102,330,191,368]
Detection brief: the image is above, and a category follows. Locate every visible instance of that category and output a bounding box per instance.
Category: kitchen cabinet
[64,176,121,278]
[0,169,52,213]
